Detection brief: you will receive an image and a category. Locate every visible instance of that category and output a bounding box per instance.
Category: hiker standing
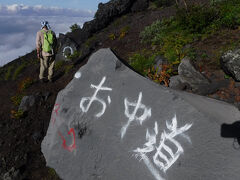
[36,21,57,82]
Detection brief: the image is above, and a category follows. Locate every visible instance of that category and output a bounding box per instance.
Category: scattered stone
[169,75,189,90]
[18,95,36,112]
[178,57,211,92]
[220,49,240,81]
[210,94,219,100]
[32,132,42,145]
[154,55,169,73]
[234,82,240,88]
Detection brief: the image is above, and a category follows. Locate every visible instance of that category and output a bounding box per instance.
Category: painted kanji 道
[121,92,152,139]
[80,76,112,118]
[134,115,193,180]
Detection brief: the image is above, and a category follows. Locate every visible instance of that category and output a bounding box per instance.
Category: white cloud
[0,4,94,66]
[6,4,19,12]
[0,4,95,17]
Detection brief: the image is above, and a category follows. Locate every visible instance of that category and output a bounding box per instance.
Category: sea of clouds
[0,4,95,67]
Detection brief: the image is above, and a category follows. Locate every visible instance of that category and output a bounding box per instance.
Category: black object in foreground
[221,121,240,148]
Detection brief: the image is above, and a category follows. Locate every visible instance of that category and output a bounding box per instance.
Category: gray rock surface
[154,55,169,74]
[56,33,78,61]
[178,57,210,92]
[220,49,240,81]
[18,95,36,112]
[169,75,188,90]
[42,48,240,180]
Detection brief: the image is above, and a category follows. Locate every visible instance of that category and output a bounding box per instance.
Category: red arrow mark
[58,128,76,152]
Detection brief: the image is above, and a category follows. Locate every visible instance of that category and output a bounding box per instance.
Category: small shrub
[140,19,163,44]
[47,168,59,180]
[85,35,97,47]
[18,77,34,92]
[146,64,172,86]
[12,63,26,80]
[210,0,224,5]
[217,1,240,29]
[54,60,65,71]
[4,65,14,80]
[201,52,209,59]
[112,18,122,28]
[119,26,130,39]
[185,48,197,61]
[11,110,25,119]
[64,64,74,74]
[11,94,24,106]
[148,1,158,10]
[67,50,82,60]
[224,74,231,79]
[109,33,116,40]
[70,23,80,32]
[176,5,220,34]
[129,51,156,76]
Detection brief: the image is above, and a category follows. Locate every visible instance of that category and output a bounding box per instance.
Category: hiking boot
[48,79,53,83]
[39,79,44,83]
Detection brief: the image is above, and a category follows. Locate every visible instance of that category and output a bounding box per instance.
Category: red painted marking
[58,128,76,152]
[54,104,60,116]
[52,104,60,125]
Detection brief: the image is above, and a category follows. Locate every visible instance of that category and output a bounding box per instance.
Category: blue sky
[0,0,109,11]
[0,0,109,66]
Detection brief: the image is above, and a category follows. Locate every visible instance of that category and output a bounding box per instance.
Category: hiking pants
[39,55,55,80]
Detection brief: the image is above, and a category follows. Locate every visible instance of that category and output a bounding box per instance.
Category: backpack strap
[41,29,46,34]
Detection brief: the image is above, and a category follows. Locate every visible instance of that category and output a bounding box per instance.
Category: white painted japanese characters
[80,76,112,118]
[57,73,193,179]
[133,115,192,180]
[121,92,152,139]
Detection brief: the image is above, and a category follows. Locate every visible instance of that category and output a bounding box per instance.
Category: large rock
[178,57,211,92]
[93,0,135,30]
[69,0,149,45]
[56,33,78,61]
[220,49,240,81]
[18,95,36,112]
[169,75,189,90]
[42,48,240,180]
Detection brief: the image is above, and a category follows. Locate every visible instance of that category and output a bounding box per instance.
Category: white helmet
[41,21,51,29]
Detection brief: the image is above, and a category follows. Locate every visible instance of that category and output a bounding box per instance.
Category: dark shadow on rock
[195,80,229,95]
[52,71,65,82]
[110,49,144,77]
[221,121,240,149]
